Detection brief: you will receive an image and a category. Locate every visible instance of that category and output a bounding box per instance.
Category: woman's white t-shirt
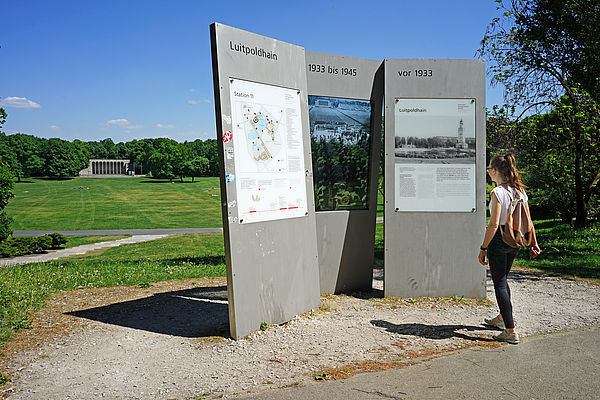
[490,186,528,226]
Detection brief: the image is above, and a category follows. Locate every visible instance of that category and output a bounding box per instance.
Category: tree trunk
[574,137,587,228]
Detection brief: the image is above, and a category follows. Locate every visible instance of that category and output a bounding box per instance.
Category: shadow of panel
[370,319,496,342]
[68,286,229,338]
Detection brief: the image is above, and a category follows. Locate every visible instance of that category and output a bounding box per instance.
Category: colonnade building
[79,159,135,176]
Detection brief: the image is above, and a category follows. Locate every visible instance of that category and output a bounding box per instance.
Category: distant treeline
[0,134,219,181]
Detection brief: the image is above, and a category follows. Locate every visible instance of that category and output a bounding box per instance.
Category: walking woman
[478,154,540,344]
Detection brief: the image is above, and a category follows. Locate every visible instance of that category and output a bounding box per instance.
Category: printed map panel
[230,79,308,224]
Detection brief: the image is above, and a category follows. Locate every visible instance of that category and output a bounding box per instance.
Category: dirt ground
[1,269,599,400]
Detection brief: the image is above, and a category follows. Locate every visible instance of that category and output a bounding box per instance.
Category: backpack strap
[500,184,522,202]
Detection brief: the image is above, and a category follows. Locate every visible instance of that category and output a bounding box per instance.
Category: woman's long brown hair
[489,153,525,192]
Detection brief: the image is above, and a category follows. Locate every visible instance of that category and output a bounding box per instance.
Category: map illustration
[229,78,308,224]
[241,105,283,165]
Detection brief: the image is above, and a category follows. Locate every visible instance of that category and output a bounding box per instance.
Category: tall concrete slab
[210,23,320,339]
[384,59,486,298]
[305,52,383,294]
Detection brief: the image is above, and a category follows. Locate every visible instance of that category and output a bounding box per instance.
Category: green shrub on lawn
[48,232,68,248]
[0,233,67,258]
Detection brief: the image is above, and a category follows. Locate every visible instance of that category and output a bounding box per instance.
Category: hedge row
[0,233,67,258]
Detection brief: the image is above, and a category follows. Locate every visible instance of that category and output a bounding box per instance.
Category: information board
[211,23,320,339]
[230,79,308,223]
[305,51,383,295]
[394,98,476,212]
[383,58,486,299]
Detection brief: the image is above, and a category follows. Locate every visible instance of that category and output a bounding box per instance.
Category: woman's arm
[525,201,541,258]
[478,192,501,266]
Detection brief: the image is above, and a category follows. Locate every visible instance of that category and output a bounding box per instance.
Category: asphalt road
[236,324,600,400]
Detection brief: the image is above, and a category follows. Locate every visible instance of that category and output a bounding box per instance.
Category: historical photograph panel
[308,95,372,211]
[394,98,475,164]
[394,98,477,212]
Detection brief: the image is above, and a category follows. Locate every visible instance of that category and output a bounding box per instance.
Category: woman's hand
[529,243,541,259]
[478,249,488,266]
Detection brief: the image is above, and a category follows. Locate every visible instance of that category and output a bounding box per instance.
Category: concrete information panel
[384,59,486,298]
[211,23,320,339]
[306,52,383,293]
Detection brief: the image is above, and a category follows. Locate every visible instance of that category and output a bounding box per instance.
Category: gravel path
[1,269,599,399]
[0,235,169,267]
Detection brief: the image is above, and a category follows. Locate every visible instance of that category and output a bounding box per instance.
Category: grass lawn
[0,233,225,349]
[512,221,600,282]
[6,177,222,230]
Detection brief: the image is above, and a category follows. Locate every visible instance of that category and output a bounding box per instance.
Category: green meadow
[0,233,225,348]
[6,177,222,230]
[1,176,598,352]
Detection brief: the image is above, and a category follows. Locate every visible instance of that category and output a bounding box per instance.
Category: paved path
[237,324,600,400]
[12,228,223,237]
[0,235,170,266]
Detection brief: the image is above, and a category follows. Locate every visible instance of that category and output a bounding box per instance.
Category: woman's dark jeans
[488,229,519,329]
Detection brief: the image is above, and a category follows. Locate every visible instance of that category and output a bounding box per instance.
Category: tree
[0,134,20,179]
[0,102,6,130]
[0,160,14,241]
[479,0,600,227]
[0,103,14,241]
[43,138,88,178]
[2,133,45,180]
[147,138,182,181]
[519,94,600,221]
[184,157,209,182]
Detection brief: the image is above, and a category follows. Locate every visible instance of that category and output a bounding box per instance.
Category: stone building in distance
[79,159,135,176]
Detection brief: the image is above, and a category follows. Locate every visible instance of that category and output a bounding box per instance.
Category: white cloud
[105,118,143,129]
[0,97,41,109]
[50,125,59,130]
[156,123,177,129]
[189,88,196,93]
[187,99,210,105]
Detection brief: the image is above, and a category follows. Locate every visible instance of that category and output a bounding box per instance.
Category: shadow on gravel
[67,286,230,338]
[370,320,496,342]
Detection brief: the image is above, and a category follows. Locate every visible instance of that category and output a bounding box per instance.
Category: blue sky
[0,0,505,143]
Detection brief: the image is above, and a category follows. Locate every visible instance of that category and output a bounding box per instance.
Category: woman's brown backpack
[499,186,537,249]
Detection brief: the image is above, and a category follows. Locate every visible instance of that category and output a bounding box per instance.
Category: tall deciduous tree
[184,157,209,182]
[43,138,88,178]
[479,0,600,227]
[519,94,600,221]
[3,133,44,180]
[0,102,15,241]
[0,160,14,241]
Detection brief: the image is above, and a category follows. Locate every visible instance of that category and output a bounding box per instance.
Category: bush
[48,232,67,248]
[0,233,66,258]
[7,237,35,256]
[0,242,15,257]
[31,236,52,253]
[0,211,12,243]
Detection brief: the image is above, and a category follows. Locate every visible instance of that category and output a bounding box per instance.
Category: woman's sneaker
[484,315,505,330]
[494,330,519,344]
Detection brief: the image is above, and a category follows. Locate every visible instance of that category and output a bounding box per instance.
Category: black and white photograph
[308,95,371,145]
[394,98,476,164]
